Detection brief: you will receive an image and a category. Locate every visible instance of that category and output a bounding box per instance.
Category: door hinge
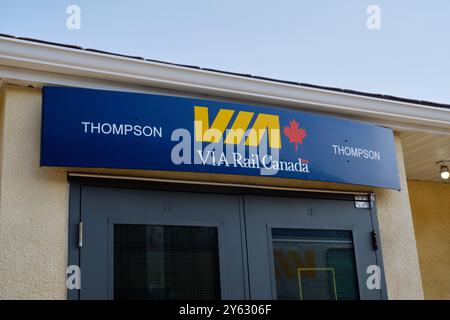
[78,222,83,248]
[354,195,370,209]
[371,230,379,250]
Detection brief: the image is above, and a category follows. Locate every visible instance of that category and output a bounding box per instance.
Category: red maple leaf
[283,118,307,151]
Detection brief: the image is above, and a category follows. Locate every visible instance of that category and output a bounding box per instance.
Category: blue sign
[41,86,400,189]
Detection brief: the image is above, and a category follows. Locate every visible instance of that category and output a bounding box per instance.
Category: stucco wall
[408,180,450,299]
[375,134,424,299]
[0,85,423,299]
[0,86,68,299]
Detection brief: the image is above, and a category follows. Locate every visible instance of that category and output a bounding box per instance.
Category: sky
[1,0,450,104]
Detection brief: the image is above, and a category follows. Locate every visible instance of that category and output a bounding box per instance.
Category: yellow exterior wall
[0,85,424,299]
[408,180,450,299]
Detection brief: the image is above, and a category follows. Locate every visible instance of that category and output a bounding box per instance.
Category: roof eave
[1,36,449,135]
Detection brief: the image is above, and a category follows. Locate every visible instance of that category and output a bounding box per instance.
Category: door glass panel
[272,228,359,300]
[114,224,221,300]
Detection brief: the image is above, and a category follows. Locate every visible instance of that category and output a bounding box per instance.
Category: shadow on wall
[408,180,450,300]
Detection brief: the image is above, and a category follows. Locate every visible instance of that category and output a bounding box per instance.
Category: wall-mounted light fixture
[437,160,450,180]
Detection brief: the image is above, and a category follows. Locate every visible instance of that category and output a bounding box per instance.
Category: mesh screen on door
[114,224,221,300]
[272,228,359,300]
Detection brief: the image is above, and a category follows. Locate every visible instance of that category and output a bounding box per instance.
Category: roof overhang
[1,36,449,135]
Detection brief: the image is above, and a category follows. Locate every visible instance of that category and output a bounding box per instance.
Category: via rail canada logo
[171,106,311,176]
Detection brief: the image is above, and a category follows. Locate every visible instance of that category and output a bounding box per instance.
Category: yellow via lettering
[194,106,281,149]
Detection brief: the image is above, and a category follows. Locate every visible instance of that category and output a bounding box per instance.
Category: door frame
[67,174,388,300]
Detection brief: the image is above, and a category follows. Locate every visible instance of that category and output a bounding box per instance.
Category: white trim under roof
[0,36,449,135]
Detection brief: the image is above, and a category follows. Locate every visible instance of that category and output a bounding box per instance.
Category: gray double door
[79,186,384,300]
